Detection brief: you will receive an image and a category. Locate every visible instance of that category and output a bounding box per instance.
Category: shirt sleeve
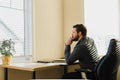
[64,44,86,65]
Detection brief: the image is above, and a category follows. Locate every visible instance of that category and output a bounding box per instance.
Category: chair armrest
[75,68,92,73]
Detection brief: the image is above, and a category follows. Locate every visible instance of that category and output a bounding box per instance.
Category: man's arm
[64,44,85,65]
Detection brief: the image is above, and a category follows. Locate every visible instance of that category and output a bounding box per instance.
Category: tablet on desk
[53,59,66,63]
[37,59,66,63]
[37,60,54,63]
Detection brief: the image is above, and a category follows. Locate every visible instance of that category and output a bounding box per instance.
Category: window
[0,0,32,56]
[84,0,119,55]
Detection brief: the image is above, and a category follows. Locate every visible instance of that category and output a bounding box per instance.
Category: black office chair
[76,39,120,80]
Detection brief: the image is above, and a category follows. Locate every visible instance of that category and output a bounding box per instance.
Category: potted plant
[0,39,15,65]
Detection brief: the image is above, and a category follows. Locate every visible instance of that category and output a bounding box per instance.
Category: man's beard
[72,35,79,41]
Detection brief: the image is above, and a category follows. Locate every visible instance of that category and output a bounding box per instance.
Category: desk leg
[64,66,67,74]
[32,71,36,79]
[4,68,8,80]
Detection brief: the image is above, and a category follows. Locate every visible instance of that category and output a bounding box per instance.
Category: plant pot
[2,55,11,65]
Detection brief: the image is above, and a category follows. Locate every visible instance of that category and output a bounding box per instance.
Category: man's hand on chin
[65,37,73,45]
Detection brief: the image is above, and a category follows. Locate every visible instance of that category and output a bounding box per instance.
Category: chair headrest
[106,39,119,55]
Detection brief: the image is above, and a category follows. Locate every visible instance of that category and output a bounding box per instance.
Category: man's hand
[65,37,73,45]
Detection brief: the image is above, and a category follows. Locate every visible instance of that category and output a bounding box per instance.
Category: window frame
[24,0,32,56]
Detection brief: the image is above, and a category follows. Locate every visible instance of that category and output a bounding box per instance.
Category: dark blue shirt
[64,37,100,70]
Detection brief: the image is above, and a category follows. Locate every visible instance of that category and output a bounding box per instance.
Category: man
[63,24,100,79]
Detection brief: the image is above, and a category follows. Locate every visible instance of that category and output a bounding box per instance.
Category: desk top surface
[0,62,67,71]
[0,59,79,71]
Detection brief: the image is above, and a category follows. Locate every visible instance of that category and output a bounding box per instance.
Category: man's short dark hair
[73,24,87,36]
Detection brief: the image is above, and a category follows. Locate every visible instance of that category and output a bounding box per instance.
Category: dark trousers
[62,72,82,79]
[62,71,95,80]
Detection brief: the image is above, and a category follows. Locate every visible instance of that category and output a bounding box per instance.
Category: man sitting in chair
[63,24,100,79]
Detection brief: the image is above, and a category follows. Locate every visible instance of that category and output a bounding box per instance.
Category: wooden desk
[0,62,76,80]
